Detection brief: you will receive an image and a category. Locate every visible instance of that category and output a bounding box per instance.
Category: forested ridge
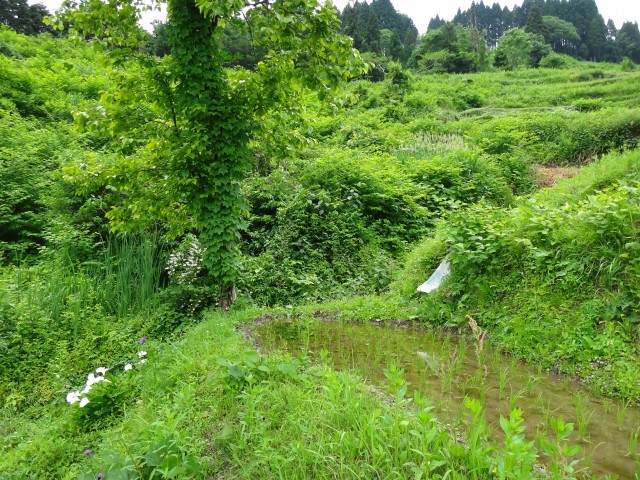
[340,0,640,67]
[1,0,640,477]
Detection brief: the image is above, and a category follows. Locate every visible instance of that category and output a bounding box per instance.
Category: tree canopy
[618,21,640,63]
[0,0,52,35]
[410,23,488,74]
[543,15,580,55]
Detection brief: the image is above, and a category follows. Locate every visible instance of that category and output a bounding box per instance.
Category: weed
[538,416,582,479]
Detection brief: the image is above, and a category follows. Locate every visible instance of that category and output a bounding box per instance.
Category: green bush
[239,144,521,306]
[539,53,567,69]
[572,98,603,111]
[409,150,515,213]
[240,152,423,303]
[621,56,636,71]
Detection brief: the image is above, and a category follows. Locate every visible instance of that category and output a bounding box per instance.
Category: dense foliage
[404,151,640,401]
[55,0,366,304]
[1,9,640,478]
[340,0,640,70]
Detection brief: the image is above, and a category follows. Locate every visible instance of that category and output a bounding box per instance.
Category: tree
[410,23,484,74]
[339,0,417,63]
[495,28,534,69]
[364,11,380,53]
[529,32,551,66]
[56,0,365,304]
[380,28,402,59]
[524,6,549,42]
[401,25,418,63]
[0,0,52,34]
[585,16,607,61]
[606,19,617,42]
[370,0,395,30]
[618,21,640,63]
[146,21,171,56]
[543,15,580,55]
[427,15,446,32]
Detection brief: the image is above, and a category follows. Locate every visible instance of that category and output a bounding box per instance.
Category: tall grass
[12,233,165,322]
[87,234,165,317]
[0,233,167,407]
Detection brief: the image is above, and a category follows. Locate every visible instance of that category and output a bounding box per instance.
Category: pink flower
[139,337,146,344]
[97,474,104,479]
[83,449,92,456]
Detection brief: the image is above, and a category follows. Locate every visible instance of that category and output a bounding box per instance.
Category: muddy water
[251,319,640,479]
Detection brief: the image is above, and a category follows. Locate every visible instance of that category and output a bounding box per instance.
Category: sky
[29,0,640,34]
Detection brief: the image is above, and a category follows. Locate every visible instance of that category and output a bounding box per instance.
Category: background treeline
[338,0,418,63]
[430,0,640,63]
[5,0,638,71]
[0,0,54,35]
[337,0,639,71]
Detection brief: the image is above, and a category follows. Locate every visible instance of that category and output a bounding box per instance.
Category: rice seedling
[525,374,541,396]
[618,401,630,430]
[602,398,614,413]
[499,368,510,399]
[508,387,527,412]
[629,426,640,458]
[573,392,594,440]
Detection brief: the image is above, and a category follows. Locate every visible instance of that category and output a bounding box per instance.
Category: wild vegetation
[1,0,640,476]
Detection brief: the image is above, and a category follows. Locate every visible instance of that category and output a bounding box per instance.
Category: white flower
[124,364,133,372]
[137,351,147,358]
[81,385,91,394]
[95,367,108,375]
[138,359,147,364]
[79,397,90,408]
[86,373,97,386]
[66,392,79,404]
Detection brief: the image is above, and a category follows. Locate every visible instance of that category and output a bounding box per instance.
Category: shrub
[572,98,603,111]
[240,163,410,305]
[409,150,514,216]
[574,72,592,82]
[539,52,567,69]
[621,56,636,71]
[468,109,640,164]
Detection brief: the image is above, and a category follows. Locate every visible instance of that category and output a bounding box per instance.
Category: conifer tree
[427,15,446,32]
[365,12,381,53]
[0,0,52,34]
[618,21,640,63]
[525,7,549,42]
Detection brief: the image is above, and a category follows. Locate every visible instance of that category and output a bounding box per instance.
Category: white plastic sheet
[417,256,450,293]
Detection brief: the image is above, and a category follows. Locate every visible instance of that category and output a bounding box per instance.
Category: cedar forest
[1,0,640,478]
